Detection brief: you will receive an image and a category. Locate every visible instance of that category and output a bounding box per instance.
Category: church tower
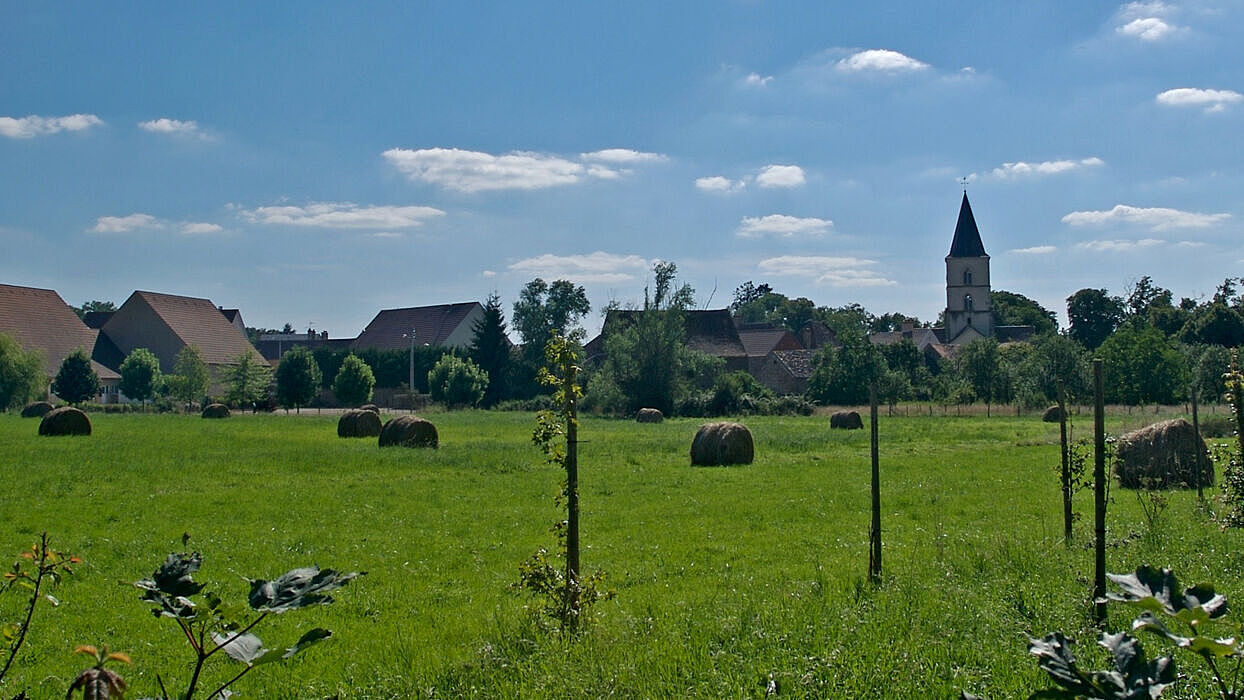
[943,192,993,343]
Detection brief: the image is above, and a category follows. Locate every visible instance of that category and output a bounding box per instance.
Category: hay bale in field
[1115,418,1212,489]
[338,409,382,438]
[636,408,663,423]
[829,411,863,430]
[38,407,91,436]
[378,415,438,449]
[20,401,55,418]
[360,404,380,414]
[690,422,753,466]
[201,403,230,419]
[1042,405,1065,423]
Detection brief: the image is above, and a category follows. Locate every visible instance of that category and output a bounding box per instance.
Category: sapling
[517,333,613,634]
[131,549,362,699]
[0,533,80,686]
[67,645,130,699]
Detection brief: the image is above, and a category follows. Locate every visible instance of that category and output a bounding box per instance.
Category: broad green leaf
[1185,635,1239,658]
[247,567,363,613]
[211,630,267,665]
[1107,567,1228,622]
[1131,613,1192,646]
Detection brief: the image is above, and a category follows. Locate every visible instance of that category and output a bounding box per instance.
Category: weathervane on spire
[958,176,970,191]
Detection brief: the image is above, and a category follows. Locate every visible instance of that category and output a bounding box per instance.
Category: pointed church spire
[948,191,987,258]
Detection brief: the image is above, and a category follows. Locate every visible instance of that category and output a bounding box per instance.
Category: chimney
[901,320,914,334]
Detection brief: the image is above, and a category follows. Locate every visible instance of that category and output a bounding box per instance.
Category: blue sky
[3,1,1241,338]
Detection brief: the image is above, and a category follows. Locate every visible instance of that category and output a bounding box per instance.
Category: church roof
[948,192,987,258]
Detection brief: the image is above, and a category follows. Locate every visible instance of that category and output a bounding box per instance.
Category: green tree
[427,354,488,408]
[512,278,591,365]
[955,337,1005,412]
[52,348,99,405]
[1187,343,1231,404]
[879,338,933,400]
[806,327,882,406]
[275,346,321,411]
[1125,276,1173,320]
[1097,323,1187,405]
[1179,303,1244,347]
[596,262,695,415]
[469,293,513,407]
[991,290,1057,335]
[72,299,116,321]
[225,351,274,410]
[1067,288,1124,349]
[332,353,375,406]
[118,348,161,405]
[1024,332,1091,403]
[166,345,211,411]
[0,333,46,410]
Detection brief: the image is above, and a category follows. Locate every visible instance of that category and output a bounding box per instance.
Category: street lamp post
[403,328,416,412]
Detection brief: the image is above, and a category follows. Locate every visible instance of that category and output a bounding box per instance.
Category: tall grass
[0,410,1237,697]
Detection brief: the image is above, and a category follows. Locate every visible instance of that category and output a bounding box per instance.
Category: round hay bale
[360,404,380,414]
[201,403,230,419]
[636,408,664,424]
[690,422,754,466]
[829,411,863,430]
[338,409,382,438]
[1042,405,1065,423]
[20,401,55,418]
[1115,418,1212,489]
[38,407,91,436]
[379,415,438,449]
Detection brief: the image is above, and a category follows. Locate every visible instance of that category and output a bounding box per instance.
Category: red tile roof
[351,302,482,351]
[0,283,119,379]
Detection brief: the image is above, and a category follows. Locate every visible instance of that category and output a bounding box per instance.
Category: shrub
[332,353,376,406]
[118,348,161,404]
[0,332,46,411]
[709,371,772,416]
[427,355,488,409]
[275,346,322,410]
[52,349,99,405]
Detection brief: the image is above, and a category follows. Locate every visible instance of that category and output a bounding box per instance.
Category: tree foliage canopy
[275,346,321,409]
[52,348,99,405]
[1097,323,1187,405]
[118,348,161,403]
[469,293,512,407]
[1067,288,1125,350]
[0,333,46,410]
[224,351,273,408]
[332,353,375,406]
[991,290,1057,335]
[427,354,488,408]
[166,345,211,409]
[512,278,590,363]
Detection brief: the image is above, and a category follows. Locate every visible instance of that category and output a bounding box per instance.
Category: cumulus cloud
[743,72,773,87]
[180,222,223,235]
[507,251,650,284]
[0,114,103,139]
[837,49,929,74]
[139,118,205,138]
[695,176,745,193]
[1117,17,1180,40]
[384,147,665,192]
[991,157,1104,179]
[758,255,896,287]
[1156,88,1243,113]
[1074,238,1165,252]
[1010,245,1058,255]
[241,202,445,228]
[755,164,806,188]
[1061,204,1230,230]
[738,214,833,239]
[92,213,160,233]
[580,148,667,164]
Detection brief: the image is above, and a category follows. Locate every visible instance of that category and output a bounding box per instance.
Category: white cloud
[1074,238,1165,252]
[837,49,929,74]
[1061,204,1230,230]
[758,255,896,287]
[482,270,497,278]
[241,202,445,228]
[0,114,103,139]
[695,176,745,193]
[384,147,664,192]
[180,222,223,235]
[139,118,205,138]
[738,214,833,239]
[991,157,1104,179]
[1010,245,1058,255]
[92,213,160,233]
[580,148,667,164]
[755,164,806,188]
[1156,88,1243,113]
[507,251,650,284]
[743,72,773,87]
[1117,17,1180,40]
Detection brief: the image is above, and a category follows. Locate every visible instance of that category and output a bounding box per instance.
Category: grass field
[0,408,1239,698]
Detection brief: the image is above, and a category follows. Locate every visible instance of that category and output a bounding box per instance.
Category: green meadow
[1,409,1239,698]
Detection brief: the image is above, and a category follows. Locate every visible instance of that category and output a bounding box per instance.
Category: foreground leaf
[247,567,363,613]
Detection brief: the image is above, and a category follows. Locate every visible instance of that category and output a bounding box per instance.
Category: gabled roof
[0,283,119,379]
[107,290,262,366]
[768,349,815,379]
[948,192,987,258]
[736,326,802,358]
[590,308,748,362]
[82,310,114,329]
[351,302,483,351]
